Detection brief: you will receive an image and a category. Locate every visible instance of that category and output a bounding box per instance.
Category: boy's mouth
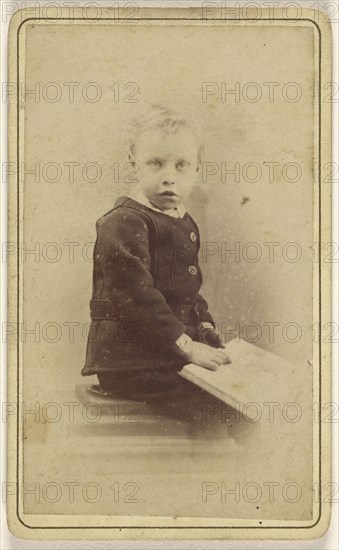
[160,191,177,197]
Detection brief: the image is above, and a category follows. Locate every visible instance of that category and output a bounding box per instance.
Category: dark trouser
[97,370,228,435]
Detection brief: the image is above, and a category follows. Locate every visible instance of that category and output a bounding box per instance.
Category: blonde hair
[129,105,203,163]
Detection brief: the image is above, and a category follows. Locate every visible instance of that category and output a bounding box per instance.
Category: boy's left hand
[198,323,224,349]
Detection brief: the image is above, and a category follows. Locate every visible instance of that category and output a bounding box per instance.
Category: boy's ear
[196,162,201,174]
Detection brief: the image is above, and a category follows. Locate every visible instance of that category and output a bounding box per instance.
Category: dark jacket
[81,196,215,376]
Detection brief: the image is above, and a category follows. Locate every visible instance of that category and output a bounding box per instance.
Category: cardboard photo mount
[6,5,332,541]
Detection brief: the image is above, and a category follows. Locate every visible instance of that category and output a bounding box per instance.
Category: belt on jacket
[89,300,199,325]
[90,300,119,320]
[167,302,200,325]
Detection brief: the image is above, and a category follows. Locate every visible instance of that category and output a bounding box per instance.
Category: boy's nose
[162,179,175,186]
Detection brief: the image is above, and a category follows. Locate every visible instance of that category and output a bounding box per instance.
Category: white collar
[127,188,186,219]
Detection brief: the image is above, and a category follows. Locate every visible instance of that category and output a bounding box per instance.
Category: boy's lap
[97,370,221,425]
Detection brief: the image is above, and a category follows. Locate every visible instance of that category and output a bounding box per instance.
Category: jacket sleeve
[195,293,215,327]
[95,209,186,350]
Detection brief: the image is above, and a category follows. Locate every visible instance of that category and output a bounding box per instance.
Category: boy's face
[131,127,200,211]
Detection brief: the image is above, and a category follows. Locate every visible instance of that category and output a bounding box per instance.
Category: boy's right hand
[185,341,231,371]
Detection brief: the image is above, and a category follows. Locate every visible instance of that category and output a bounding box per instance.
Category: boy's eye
[176,161,189,171]
[147,159,162,169]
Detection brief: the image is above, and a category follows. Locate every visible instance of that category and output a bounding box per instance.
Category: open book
[179,338,303,420]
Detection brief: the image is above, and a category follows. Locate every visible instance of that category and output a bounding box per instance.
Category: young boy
[81,105,230,424]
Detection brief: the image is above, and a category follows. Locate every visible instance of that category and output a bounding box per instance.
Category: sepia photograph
[3,1,335,542]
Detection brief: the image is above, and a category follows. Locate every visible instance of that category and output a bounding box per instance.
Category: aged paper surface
[6,4,332,541]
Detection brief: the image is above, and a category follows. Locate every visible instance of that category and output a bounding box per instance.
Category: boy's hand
[186,341,231,372]
[197,324,224,348]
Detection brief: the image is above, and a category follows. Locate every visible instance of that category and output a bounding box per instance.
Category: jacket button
[188,265,197,276]
[190,231,197,242]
